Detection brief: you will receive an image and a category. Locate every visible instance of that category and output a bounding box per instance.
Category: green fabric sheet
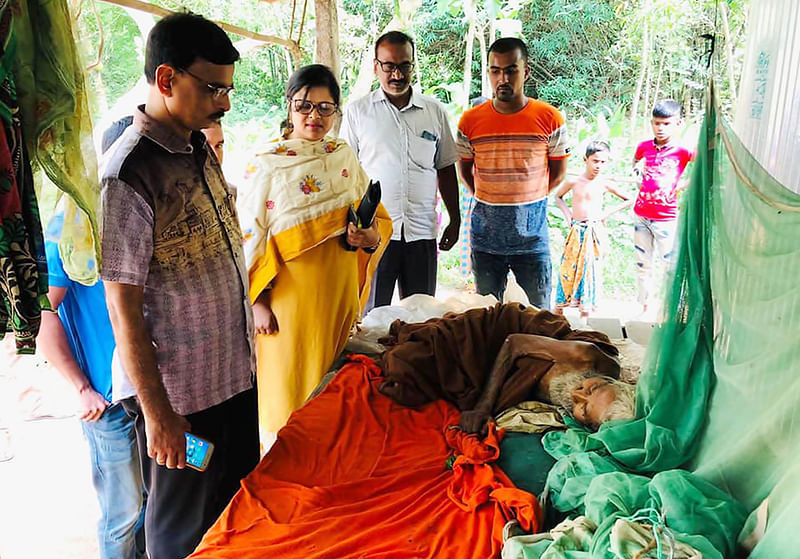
[498,432,557,498]
[518,87,788,557]
[14,0,101,285]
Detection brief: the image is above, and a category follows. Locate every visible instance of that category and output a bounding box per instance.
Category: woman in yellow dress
[238,64,392,446]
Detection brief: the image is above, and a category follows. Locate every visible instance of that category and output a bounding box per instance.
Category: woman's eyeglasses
[290,99,338,117]
[374,59,414,76]
[179,68,235,99]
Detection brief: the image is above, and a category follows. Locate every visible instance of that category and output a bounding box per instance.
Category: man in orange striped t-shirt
[457,37,570,309]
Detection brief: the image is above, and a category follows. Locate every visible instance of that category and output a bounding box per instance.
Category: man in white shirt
[340,31,460,308]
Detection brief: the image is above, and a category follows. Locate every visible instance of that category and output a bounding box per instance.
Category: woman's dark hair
[285,64,340,106]
[145,12,239,84]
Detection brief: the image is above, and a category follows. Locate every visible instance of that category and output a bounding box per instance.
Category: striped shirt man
[457,98,570,255]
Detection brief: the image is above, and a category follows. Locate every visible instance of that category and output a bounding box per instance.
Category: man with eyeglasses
[340,31,461,308]
[99,13,258,559]
[457,37,571,309]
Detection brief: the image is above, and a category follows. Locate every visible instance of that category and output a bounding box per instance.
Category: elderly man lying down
[459,334,635,435]
[377,303,635,433]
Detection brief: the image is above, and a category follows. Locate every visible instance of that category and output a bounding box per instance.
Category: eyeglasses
[179,68,235,99]
[290,99,339,117]
[375,59,414,76]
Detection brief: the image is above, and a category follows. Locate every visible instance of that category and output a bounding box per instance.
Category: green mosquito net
[515,88,800,558]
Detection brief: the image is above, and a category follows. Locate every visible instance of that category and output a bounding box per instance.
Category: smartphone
[185,432,214,472]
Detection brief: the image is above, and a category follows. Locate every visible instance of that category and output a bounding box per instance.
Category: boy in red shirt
[633,99,694,312]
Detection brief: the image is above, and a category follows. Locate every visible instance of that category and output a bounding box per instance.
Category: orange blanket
[189,355,541,558]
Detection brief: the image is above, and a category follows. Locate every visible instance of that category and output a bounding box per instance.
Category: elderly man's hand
[459,409,493,438]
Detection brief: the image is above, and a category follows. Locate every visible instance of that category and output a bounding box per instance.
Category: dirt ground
[0,337,99,559]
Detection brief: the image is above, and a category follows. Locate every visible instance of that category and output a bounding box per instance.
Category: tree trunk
[652,52,665,108]
[641,44,653,133]
[314,0,340,77]
[719,0,737,104]
[461,0,477,108]
[347,0,423,102]
[477,22,490,98]
[629,10,650,137]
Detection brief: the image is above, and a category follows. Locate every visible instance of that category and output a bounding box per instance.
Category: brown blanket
[378,303,618,412]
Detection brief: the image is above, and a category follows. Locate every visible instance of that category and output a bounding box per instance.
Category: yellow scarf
[238,137,375,302]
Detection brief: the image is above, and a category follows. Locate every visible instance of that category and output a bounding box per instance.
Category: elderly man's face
[570,377,618,426]
[548,372,621,428]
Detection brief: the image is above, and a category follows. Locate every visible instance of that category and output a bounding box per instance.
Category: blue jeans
[81,403,146,559]
[472,250,552,309]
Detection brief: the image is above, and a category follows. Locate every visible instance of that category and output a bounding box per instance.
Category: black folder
[344,181,381,251]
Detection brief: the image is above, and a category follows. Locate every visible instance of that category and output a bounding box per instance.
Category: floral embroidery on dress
[286,150,297,156]
[324,140,337,153]
[243,162,257,180]
[242,229,254,242]
[266,200,275,210]
[341,168,349,178]
[300,175,322,195]
[273,144,287,155]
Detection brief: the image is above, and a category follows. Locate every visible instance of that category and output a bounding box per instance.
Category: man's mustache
[209,111,226,120]
[389,79,407,86]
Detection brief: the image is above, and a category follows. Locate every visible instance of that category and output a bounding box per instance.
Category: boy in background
[632,99,694,312]
[554,141,630,318]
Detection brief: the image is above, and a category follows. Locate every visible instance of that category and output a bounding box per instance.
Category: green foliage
[71,0,747,301]
[414,0,471,91]
[227,47,288,125]
[75,2,142,117]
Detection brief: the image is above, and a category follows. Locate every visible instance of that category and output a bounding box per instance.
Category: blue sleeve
[45,239,71,288]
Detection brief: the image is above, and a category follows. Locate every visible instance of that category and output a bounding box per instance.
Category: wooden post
[97,0,301,66]
[314,0,340,77]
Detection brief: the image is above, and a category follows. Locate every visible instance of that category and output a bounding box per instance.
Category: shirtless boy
[553,141,630,317]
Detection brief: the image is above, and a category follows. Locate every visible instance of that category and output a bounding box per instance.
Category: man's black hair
[101,115,133,155]
[488,37,528,62]
[144,12,239,84]
[374,30,415,60]
[585,140,610,158]
[285,64,341,106]
[652,99,683,119]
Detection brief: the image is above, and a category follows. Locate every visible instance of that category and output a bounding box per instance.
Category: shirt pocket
[408,134,437,170]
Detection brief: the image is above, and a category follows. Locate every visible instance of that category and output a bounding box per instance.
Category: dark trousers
[372,235,437,308]
[471,250,552,309]
[122,388,259,559]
